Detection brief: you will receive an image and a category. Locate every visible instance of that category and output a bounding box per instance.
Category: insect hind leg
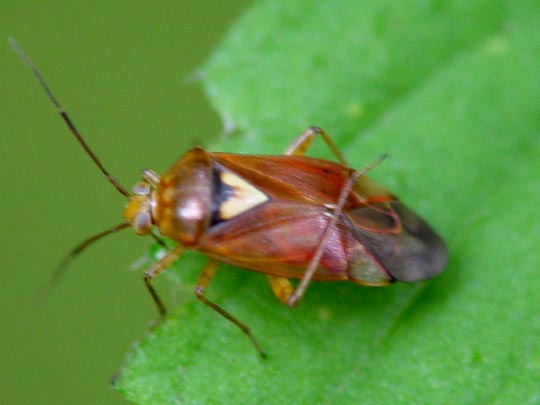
[287,154,388,307]
[267,275,294,305]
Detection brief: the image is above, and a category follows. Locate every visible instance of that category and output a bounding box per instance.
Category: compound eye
[133,211,152,235]
[133,182,151,196]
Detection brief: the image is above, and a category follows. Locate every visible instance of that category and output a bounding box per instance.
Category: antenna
[10,38,137,299]
[9,38,130,198]
[34,223,131,303]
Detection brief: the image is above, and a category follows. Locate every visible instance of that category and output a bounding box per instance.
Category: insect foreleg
[144,245,184,317]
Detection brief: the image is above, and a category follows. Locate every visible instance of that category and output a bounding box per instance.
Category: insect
[12,39,447,357]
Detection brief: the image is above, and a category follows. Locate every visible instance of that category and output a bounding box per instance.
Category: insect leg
[287,155,387,306]
[195,260,266,358]
[144,245,184,317]
[266,275,294,304]
[284,126,347,165]
[286,170,358,306]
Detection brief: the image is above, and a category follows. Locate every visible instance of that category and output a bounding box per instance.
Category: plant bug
[11,39,447,357]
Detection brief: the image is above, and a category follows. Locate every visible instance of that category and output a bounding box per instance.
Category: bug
[12,39,447,357]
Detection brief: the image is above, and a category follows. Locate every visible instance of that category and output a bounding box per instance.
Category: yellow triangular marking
[220,171,268,219]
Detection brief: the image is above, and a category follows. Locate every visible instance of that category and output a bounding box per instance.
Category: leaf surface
[117,1,540,403]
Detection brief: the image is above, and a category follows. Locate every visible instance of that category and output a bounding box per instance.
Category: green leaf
[116,1,540,403]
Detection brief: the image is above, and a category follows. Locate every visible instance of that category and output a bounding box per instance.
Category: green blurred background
[1,2,250,403]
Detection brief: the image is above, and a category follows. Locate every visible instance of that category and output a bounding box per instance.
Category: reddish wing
[210,153,360,206]
[198,201,350,280]
[194,153,401,280]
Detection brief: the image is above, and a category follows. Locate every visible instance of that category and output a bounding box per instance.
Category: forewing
[198,201,350,280]
[348,202,447,282]
[211,153,355,206]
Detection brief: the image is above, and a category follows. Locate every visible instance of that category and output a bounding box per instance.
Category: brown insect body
[125,147,446,288]
[12,39,447,357]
